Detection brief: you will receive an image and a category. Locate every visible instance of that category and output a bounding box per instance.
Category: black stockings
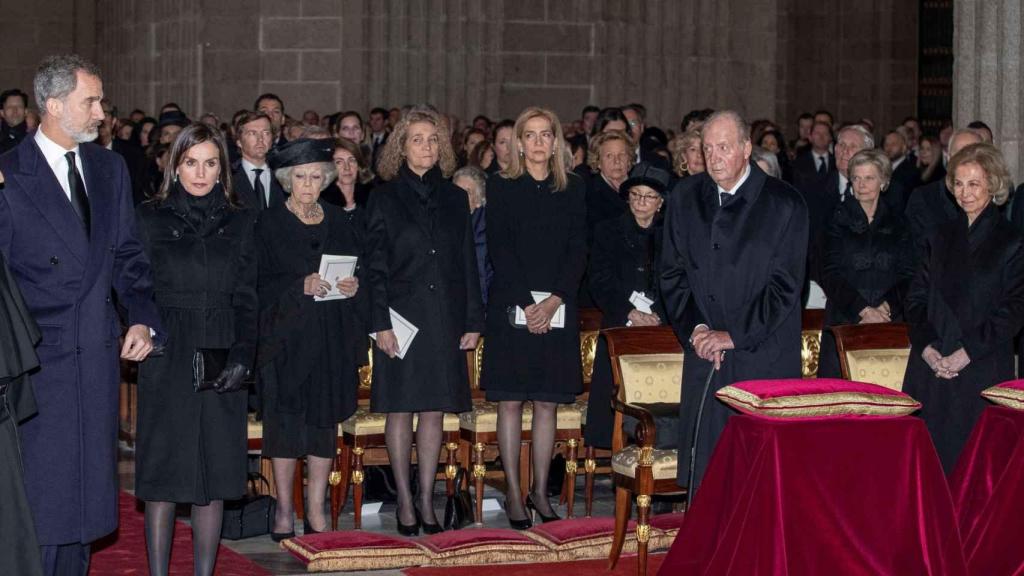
[386,411,444,525]
[145,499,223,576]
[497,400,558,520]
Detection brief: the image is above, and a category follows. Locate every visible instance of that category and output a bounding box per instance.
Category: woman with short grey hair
[257,138,366,538]
[751,146,781,179]
[818,148,913,379]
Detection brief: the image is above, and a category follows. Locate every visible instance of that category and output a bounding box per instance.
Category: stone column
[953,0,1023,181]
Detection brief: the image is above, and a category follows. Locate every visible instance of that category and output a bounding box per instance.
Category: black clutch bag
[192,348,254,392]
[221,473,276,540]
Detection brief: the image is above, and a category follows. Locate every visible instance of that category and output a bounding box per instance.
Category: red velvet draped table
[950,405,1024,576]
[658,415,966,575]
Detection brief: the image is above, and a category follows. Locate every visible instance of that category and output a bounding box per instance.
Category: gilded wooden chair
[458,337,585,523]
[605,326,684,576]
[830,323,911,390]
[330,343,461,530]
[801,309,825,378]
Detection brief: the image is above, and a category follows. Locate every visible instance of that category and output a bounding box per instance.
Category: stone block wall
[5,0,918,145]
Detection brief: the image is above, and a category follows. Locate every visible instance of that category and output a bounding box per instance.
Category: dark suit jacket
[891,157,922,195]
[0,136,162,544]
[112,139,148,205]
[660,162,808,492]
[791,148,834,189]
[905,180,960,252]
[232,162,287,212]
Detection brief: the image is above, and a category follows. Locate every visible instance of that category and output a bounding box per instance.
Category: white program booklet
[625,291,656,326]
[314,254,358,302]
[805,280,827,310]
[370,308,419,359]
[514,291,566,329]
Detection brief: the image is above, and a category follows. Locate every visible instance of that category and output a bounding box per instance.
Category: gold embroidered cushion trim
[716,386,920,418]
[617,353,684,404]
[844,348,911,391]
[280,535,430,572]
[610,445,678,479]
[981,383,1024,410]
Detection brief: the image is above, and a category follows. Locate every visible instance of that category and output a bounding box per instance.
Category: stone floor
[118,444,649,576]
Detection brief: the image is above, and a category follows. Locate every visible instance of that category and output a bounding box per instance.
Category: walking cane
[686,354,720,507]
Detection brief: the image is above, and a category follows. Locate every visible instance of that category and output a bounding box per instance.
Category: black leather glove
[213,362,249,393]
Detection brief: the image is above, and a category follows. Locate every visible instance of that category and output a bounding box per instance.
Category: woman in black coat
[0,174,44,576]
[257,139,366,538]
[903,143,1024,472]
[584,130,635,241]
[584,163,669,450]
[365,108,484,535]
[321,137,375,213]
[818,150,914,378]
[134,124,257,576]
[483,107,587,528]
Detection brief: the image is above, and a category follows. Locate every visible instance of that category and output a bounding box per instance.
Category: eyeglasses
[629,191,661,203]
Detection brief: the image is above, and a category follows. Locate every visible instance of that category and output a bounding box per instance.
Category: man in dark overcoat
[0,54,162,575]
[660,110,808,496]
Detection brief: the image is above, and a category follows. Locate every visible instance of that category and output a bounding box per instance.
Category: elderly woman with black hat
[256,138,367,539]
[584,162,669,451]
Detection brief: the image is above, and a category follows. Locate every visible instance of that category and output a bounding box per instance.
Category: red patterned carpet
[90,492,270,576]
[402,554,665,575]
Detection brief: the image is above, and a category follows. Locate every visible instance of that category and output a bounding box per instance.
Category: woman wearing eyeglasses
[584,163,669,451]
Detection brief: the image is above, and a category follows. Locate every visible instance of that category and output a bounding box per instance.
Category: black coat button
[75,346,82,355]
[429,249,436,255]
[709,295,716,302]
[106,296,112,303]
[713,243,721,250]
[50,256,59,265]
[429,284,436,291]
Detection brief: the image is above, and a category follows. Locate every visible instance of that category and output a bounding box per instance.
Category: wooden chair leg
[352,445,365,529]
[472,441,485,525]
[584,445,596,518]
[636,492,652,576]
[444,441,458,497]
[330,443,351,531]
[608,486,632,570]
[518,441,530,503]
[564,437,578,518]
[293,460,305,520]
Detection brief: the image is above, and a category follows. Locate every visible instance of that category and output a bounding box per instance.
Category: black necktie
[843,180,852,201]
[65,151,90,236]
[817,156,826,175]
[253,168,267,209]
[720,192,730,207]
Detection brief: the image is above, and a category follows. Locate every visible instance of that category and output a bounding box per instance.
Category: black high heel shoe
[415,503,444,535]
[396,507,420,537]
[503,499,533,530]
[526,494,561,523]
[271,530,295,542]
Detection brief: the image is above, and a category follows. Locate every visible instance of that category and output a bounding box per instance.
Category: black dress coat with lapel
[134,187,257,503]
[818,198,914,378]
[905,179,960,252]
[365,164,484,413]
[255,203,367,429]
[0,136,163,544]
[481,171,587,403]
[660,162,808,493]
[584,171,628,243]
[903,203,1024,472]
[585,212,666,448]
[112,139,148,206]
[891,157,922,195]
[232,162,287,212]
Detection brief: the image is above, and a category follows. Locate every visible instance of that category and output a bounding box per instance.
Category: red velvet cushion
[527,516,635,546]
[716,378,921,418]
[281,531,429,571]
[981,379,1024,410]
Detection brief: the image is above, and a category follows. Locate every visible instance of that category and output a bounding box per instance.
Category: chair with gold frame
[329,343,462,530]
[605,326,684,576]
[830,323,911,390]
[801,309,825,378]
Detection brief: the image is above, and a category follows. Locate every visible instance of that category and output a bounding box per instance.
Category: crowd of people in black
[2,54,1024,576]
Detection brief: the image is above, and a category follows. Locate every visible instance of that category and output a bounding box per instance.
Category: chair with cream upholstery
[329,344,461,530]
[830,323,911,390]
[458,337,585,523]
[604,326,684,576]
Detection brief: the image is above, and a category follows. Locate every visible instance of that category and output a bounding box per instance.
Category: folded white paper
[629,290,655,314]
[315,254,358,301]
[805,280,827,310]
[369,308,419,359]
[514,291,566,329]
